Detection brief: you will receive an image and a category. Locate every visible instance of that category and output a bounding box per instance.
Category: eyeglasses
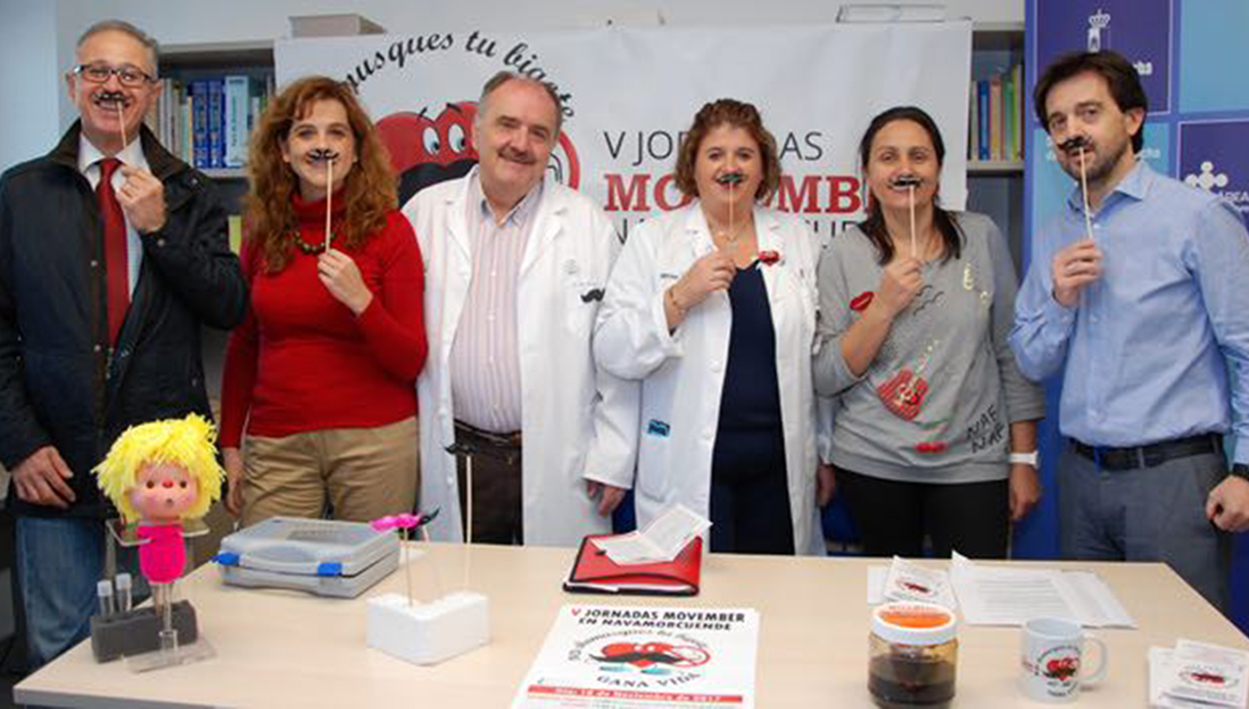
[71,63,155,88]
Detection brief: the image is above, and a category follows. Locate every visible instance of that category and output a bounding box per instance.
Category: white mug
[1019,617,1109,703]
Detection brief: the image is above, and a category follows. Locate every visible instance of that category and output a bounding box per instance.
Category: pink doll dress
[137,524,186,584]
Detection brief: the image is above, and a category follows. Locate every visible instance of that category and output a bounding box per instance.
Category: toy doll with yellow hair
[94,414,224,586]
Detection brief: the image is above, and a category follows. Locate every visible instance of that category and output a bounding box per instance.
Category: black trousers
[836,468,1009,558]
[709,427,794,555]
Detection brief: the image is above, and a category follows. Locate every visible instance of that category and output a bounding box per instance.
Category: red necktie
[96,158,129,345]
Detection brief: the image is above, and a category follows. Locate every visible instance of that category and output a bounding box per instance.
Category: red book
[563,535,702,596]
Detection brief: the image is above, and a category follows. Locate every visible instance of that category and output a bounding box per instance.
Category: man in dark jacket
[0,20,247,666]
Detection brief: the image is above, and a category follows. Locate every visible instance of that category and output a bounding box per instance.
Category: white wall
[1,0,1022,171]
[0,1,62,172]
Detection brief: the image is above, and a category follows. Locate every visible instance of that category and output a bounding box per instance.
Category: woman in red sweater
[220,76,427,526]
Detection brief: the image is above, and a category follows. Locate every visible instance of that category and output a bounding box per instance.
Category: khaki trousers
[241,417,419,527]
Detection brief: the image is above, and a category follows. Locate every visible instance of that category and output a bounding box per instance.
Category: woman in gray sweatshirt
[813,106,1045,558]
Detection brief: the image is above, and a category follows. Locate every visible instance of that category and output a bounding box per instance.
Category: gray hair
[477,71,563,138]
[76,20,160,75]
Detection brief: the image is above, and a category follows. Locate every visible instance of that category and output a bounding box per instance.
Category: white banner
[277,23,972,240]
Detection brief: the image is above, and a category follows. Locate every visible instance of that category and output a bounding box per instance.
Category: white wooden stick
[1078,146,1094,242]
[403,528,413,606]
[908,184,917,259]
[116,100,127,150]
[324,158,334,252]
[464,453,473,591]
[421,525,445,600]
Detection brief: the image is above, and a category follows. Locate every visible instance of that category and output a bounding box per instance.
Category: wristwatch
[1231,463,1249,481]
[1009,451,1040,468]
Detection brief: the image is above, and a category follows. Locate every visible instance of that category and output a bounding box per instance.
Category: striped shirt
[449,174,543,433]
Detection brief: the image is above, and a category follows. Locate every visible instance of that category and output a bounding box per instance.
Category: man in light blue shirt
[1011,51,1249,610]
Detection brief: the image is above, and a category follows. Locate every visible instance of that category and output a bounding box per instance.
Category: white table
[15,543,1249,707]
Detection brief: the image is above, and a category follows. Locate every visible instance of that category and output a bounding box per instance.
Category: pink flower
[370,513,420,531]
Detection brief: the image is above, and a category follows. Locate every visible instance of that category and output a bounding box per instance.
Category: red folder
[563,534,702,596]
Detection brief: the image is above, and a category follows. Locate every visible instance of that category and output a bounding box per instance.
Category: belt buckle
[1142,444,1164,468]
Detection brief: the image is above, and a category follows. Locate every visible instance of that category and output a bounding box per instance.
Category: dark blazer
[0,122,248,517]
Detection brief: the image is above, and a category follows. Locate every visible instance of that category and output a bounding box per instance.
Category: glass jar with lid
[869,601,958,707]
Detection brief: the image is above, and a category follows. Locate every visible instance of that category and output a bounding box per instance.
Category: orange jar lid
[872,601,957,645]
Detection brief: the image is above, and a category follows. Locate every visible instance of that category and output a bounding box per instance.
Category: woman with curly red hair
[594,99,832,555]
[219,76,427,526]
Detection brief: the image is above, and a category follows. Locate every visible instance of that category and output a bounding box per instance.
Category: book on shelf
[977,81,990,161]
[142,72,273,171]
[1012,63,1024,161]
[968,62,1025,164]
[989,74,1003,161]
[191,80,210,169]
[969,79,980,163]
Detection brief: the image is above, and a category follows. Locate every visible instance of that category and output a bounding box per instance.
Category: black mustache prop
[580,288,605,303]
[308,148,340,162]
[1058,135,1091,154]
[95,91,127,106]
[715,172,744,185]
[892,175,922,188]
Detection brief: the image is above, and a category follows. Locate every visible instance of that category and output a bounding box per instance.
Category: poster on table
[276,22,973,242]
[512,605,760,708]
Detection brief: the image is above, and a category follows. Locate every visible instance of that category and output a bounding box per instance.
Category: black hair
[1033,50,1147,154]
[857,106,963,265]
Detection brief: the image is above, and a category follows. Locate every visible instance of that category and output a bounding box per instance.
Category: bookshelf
[156,41,275,400]
[969,22,1025,171]
[968,21,1026,271]
[969,160,1023,175]
[157,40,275,190]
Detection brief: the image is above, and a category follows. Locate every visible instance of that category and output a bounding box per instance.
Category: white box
[366,591,489,665]
[289,14,385,37]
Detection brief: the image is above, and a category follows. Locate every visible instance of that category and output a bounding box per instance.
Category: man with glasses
[0,20,246,666]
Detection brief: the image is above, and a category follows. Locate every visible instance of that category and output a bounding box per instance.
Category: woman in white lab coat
[594,99,833,555]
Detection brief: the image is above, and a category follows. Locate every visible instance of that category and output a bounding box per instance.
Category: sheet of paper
[868,566,887,605]
[1064,571,1136,628]
[513,604,759,708]
[593,504,710,565]
[882,556,958,610]
[1163,639,1249,707]
[1150,648,1215,708]
[949,553,1136,627]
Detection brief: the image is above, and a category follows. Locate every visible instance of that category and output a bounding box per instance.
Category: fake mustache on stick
[891,175,922,188]
[715,172,744,185]
[94,90,128,106]
[308,148,340,162]
[1057,135,1091,155]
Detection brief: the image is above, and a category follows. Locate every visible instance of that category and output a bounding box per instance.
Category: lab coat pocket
[636,418,672,501]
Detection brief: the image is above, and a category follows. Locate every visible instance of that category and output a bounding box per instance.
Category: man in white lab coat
[402,71,637,546]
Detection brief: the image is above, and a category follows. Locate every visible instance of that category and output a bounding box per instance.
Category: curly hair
[92,414,225,524]
[244,75,397,273]
[674,98,781,203]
